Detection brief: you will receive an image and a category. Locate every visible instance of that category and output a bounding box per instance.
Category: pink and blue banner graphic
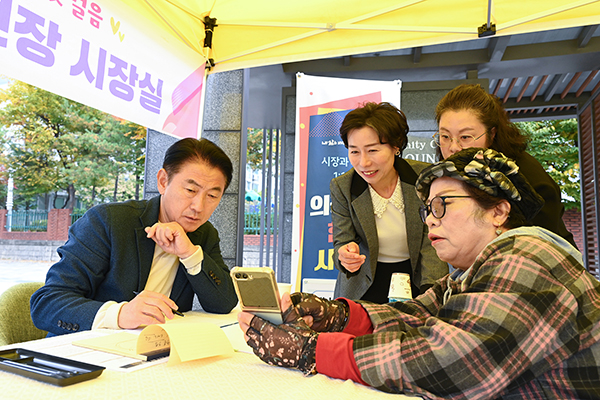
[292,74,401,296]
[0,0,206,138]
[301,110,352,283]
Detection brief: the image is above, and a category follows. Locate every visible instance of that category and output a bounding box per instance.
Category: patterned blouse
[316,227,600,399]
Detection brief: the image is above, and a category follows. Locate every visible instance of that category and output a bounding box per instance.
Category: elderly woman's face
[425,177,499,270]
[438,110,490,159]
[347,126,399,195]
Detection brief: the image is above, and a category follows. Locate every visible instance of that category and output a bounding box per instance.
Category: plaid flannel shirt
[350,228,600,399]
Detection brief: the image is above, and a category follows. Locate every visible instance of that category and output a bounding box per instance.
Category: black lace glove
[285,292,349,333]
[245,315,318,375]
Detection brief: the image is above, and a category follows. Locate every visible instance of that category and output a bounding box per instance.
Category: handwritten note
[140,323,233,365]
[73,322,234,366]
[73,332,142,359]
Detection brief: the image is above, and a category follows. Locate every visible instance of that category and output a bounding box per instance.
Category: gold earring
[395,150,401,156]
[495,228,502,236]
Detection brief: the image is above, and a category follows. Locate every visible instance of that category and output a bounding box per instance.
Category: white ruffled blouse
[368,176,410,262]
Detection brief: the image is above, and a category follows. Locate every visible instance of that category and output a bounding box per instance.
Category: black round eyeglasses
[419,196,472,223]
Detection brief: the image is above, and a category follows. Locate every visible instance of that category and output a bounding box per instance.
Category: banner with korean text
[291,74,401,297]
[0,0,206,138]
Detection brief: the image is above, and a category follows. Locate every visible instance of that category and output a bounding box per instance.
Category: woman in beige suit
[330,102,448,303]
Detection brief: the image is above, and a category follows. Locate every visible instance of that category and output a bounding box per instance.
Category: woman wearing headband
[433,83,577,248]
[238,148,598,399]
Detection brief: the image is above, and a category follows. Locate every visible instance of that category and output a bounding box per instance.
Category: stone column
[144,70,244,271]
[199,70,244,270]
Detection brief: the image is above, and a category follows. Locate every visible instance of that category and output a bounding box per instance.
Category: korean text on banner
[292,74,401,297]
[0,0,206,139]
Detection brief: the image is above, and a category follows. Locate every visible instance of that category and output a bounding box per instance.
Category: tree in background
[245,128,281,235]
[0,128,8,207]
[0,79,145,210]
[71,116,145,209]
[247,128,283,170]
[516,119,580,211]
[246,128,265,171]
[246,128,282,199]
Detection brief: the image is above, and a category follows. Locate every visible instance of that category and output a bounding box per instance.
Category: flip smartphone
[231,267,283,325]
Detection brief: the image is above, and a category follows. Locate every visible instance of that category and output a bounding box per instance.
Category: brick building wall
[563,208,583,251]
[0,209,71,261]
[0,209,70,241]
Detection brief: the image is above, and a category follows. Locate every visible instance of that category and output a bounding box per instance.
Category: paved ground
[0,244,267,296]
[0,259,53,296]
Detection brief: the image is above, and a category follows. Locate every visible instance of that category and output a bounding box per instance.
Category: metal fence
[244,203,275,235]
[5,207,273,236]
[70,211,85,225]
[3,210,87,232]
[4,210,49,232]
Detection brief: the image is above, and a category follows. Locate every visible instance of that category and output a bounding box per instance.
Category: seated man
[31,138,238,336]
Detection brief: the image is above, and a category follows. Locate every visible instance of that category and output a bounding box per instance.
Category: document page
[73,322,234,366]
[73,332,143,359]
[142,322,233,365]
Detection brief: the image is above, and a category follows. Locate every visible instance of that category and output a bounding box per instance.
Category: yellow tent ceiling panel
[121,0,600,73]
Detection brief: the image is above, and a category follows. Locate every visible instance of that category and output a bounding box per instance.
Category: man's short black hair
[162,138,233,191]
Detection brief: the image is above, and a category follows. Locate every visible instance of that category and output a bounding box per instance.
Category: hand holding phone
[231,267,283,325]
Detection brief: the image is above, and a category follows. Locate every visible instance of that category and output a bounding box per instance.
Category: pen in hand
[220,321,239,329]
[132,291,185,317]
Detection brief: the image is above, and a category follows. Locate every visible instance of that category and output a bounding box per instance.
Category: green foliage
[244,208,276,235]
[247,128,264,170]
[0,79,146,210]
[246,128,281,214]
[0,127,8,206]
[516,119,580,211]
[246,128,281,171]
[71,117,146,208]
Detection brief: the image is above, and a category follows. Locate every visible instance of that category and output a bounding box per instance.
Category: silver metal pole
[7,176,13,232]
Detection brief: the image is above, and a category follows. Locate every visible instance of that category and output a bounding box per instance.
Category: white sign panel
[291,73,401,294]
[0,0,206,138]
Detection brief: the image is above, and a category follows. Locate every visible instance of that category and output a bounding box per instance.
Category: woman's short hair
[162,138,233,190]
[339,102,409,153]
[435,84,527,160]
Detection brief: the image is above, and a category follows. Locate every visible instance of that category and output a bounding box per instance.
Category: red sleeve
[340,298,373,336]
[313,299,373,385]
[315,332,368,385]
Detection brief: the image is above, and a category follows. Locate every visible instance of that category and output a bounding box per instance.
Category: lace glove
[286,292,349,333]
[245,315,318,375]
